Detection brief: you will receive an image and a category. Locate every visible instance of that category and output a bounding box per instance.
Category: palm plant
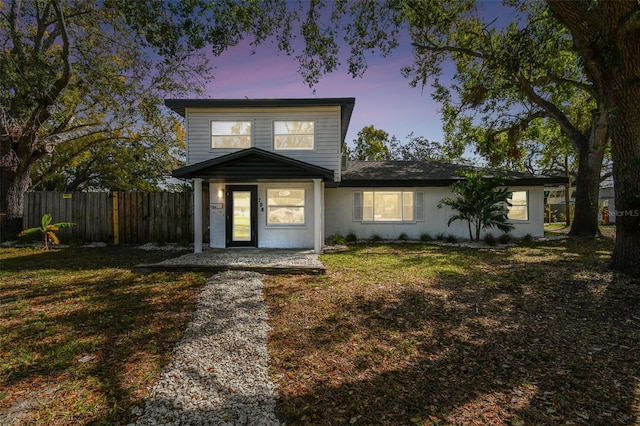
[19,213,75,250]
[439,170,515,241]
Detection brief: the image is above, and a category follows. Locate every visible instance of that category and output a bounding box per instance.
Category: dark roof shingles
[341,160,568,187]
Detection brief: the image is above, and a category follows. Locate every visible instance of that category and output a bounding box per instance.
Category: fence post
[112,191,119,245]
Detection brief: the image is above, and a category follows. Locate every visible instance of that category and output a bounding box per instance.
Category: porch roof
[172,147,335,181]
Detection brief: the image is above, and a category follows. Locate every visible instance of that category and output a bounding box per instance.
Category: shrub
[345,232,358,243]
[523,234,534,244]
[484,233,497,246]
[398,232,409,241]
[420,233,432,242]
[498,233,512,244]
[436,233,446,241]
[18,213,75,250]
[446,235,458,243]
[369,234,382,242]
[330,233,346,245]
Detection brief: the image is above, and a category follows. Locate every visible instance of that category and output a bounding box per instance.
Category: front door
[225,186,257,247]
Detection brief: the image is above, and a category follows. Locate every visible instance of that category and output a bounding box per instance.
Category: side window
[508,191,529,220]
[274,121,314,150]
[211,121,251,149]
[354,191,421,222]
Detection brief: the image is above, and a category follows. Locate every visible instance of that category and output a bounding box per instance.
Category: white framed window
[354,191,423,222]
[274,121,314,150]
[508,190,529,221]
[211,121,251,149]
[267,189,305,225]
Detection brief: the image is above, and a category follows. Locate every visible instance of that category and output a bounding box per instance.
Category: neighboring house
[546,185,616,223]
[166,98,567,253]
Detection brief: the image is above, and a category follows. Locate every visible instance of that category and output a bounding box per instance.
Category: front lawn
[266,238,640,425]
[0,247,206,425]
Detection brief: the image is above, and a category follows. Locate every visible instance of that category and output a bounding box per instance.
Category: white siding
[185,106,342,172]
[208,181,317,249]
[324,186,546,241]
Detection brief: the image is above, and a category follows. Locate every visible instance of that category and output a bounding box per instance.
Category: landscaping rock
[131,271,280,426]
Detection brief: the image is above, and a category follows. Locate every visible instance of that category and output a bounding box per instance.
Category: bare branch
[545,72,597,97]
[514,72,587,150]
[7,0,25,58]
[412,39,485,59]
[38,123,110,154]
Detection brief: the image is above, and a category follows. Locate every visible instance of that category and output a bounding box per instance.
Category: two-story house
[166,98,566,253]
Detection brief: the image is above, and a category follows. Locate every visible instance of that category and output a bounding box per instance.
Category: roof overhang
[172,147,335,182]
[165,98,356,144]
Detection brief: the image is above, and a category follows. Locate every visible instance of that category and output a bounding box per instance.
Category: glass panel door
[232,191,251,241]
[226,186,257,247]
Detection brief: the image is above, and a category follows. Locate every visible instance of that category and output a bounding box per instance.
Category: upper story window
[274,121,314,150]
[508,190,529,221]
[211,121,251,149]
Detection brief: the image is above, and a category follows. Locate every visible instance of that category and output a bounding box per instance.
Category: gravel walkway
[130,271,281,426]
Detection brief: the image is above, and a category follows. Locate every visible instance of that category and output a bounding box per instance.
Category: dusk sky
[196,2,514,152]
[203,36,441,149]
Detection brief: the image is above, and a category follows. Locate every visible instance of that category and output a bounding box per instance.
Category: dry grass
[265,237,640,425]
[0,246,206,425]
[2,237,638,426]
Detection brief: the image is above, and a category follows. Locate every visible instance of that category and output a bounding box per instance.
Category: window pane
[274,121,314,134]
[363,192,374,221]
[274,121,314,149]
[212,135,251,148]
[268,207,305,224]
[267,189,305,205]
[274,135,314,149]
[375,192,402,221]
[508,191,528,220]
[403,192,414,221]
[267,189,305,225]
[211,121,251,148]
[232,191,251,241]
[359,191,415,222]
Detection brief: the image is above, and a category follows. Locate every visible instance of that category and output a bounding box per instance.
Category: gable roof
[165,98,356,144]
[340,160,568,187]
[172,147,335,181]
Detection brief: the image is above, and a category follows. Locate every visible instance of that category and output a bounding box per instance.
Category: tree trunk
[608,78,640,275]
[4,167,33,220]
[548,0,640,274]
[569,135,605,237]
[564,154,571,227]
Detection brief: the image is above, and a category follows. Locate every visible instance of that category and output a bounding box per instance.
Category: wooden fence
[22,191,210,244]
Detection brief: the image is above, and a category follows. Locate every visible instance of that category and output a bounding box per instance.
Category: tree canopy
[2,0,637,272]
[348,125,392,161]
[0,0,206,221]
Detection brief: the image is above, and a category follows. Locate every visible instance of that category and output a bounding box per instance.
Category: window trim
[273,120,315,151]
[508,190,529,221]
[353,190,424,223]
[210,120,252,149]
[266,188,306,226]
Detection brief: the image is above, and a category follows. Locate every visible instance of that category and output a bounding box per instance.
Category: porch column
[313,178,323,254]
[193,178,203,254]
